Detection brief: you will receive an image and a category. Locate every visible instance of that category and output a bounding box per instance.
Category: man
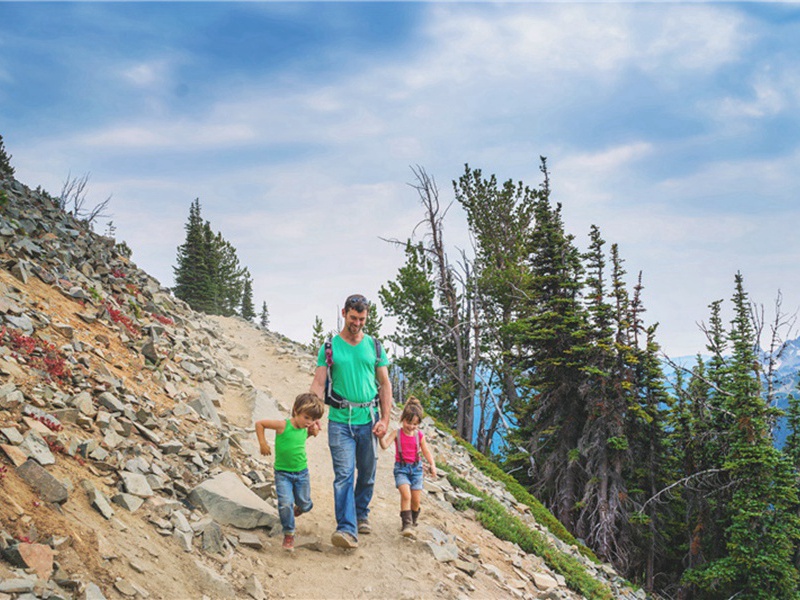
[310,293,392,549]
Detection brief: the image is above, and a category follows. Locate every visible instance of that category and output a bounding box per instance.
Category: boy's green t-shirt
[274,419,309,472]
[316,334,389,425]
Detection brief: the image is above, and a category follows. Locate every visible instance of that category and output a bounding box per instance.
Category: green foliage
[173,198,251,317]
[310,316,325,350]
[446,472,613,600]
[679,274,800,599]
[240,271,255,321]
[362,302,383,339]
[116,240,133,258]
[259,301,270,329]
[0,134,14,178]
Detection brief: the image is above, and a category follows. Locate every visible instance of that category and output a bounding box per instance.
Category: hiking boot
[400,510,416,538]
[357,519,372,534]
[294,506,303,517]
[330,530,358,549]
[282,534,295,551]
[411,509,420,527]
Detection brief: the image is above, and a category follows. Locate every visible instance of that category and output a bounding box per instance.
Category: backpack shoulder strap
[372,336,381,368]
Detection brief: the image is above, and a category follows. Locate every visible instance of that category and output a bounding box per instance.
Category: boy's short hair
[293,392,325,420]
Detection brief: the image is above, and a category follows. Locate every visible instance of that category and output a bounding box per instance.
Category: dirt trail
[208,316,521,600]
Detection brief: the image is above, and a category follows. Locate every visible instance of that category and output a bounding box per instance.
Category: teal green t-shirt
[274,419,309,472]
[316,335,389,425]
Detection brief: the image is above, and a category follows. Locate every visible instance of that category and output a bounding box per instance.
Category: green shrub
[447,472,614,600]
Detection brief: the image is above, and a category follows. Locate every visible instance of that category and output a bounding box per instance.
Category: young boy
[255,392,324,551]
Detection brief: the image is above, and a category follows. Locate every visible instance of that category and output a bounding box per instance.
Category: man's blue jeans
[275,468,313,534]
[328,420,377,538]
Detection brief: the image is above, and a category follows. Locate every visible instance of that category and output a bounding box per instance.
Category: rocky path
[208,315,542,600]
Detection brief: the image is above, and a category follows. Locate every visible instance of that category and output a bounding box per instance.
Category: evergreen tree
[311,316,325,350]
[363,301,383,339]
[240,271,255,321]
[173,199,214,312]
[0,134,14,178]
[508,160,591,530]
[260,302,270,329]
[173,199,250,316]
[454,164,536,453]
[574,227,632,566]
[685,273,800,598]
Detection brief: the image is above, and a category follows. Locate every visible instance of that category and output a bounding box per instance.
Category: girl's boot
[411,509,420,527]
[400,510,415,537]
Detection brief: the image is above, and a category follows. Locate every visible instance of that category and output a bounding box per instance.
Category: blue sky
[2,2,800,357]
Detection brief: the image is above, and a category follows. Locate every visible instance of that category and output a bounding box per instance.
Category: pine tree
[173,199,214,312]
[240,271,255,321]
[173,199,250,316]
[311,316,325,350]
[685,273,800,598]
[363,302,383,339]
[0,134,14,178]
[574,227,631,566]
[508,159,590,530]
[259,302,270,329]
[454,164,536,453]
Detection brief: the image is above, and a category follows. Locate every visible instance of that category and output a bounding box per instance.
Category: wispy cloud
[3,2,800,355]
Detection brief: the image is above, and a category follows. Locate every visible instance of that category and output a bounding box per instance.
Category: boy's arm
[420,435,437,478]
[379,429,397,451]
[255,419,286,455]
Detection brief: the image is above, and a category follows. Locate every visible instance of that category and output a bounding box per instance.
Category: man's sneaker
[330,530,359,549]
[357,519,372,534]
[294,506,303,517]
[282,534,295,551]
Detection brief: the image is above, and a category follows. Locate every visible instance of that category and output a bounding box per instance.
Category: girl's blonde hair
[293,393,325,419]
[400,396,424,424]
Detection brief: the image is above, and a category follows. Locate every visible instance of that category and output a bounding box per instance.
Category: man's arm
[310,366,327,400]
[372,365,392,438]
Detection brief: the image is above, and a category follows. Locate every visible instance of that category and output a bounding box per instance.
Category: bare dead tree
[406,165,478,441]
[59,172,112,228]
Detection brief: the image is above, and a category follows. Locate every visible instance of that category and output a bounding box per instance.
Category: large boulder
[188,471,278,530]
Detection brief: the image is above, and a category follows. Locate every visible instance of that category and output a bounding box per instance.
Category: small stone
[114,579,137,597]
[244,575,265,600]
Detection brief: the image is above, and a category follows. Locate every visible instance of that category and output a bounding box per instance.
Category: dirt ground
[204,315,544,600]
[0,275,559,600]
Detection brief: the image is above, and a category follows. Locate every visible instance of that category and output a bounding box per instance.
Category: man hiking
[310,293,392,549]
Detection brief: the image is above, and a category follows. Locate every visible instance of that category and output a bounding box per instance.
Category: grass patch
[431,417,597,562]
[447,472,614,600]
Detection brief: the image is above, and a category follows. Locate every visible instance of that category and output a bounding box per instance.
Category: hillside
[0,174,645,600]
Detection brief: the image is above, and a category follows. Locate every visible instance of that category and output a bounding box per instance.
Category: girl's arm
[255,419,286,455]
[420,435,437,478]
[379,429,397,450]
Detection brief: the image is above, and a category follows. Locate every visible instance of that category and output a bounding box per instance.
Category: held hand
[259,442,272,456]
[372,419,388,438]
[308,421,321,437]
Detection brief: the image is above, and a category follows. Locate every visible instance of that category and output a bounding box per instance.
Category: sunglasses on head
[345,295,369,308]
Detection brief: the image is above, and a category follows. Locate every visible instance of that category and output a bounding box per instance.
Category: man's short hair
[344,294,369,313]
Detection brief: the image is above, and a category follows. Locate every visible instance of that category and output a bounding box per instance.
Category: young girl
[379,397,437,537]
[255,392,324,551]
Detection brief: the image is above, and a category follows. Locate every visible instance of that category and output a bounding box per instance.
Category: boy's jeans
[328,420,377,538]
[274,468,313,534]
